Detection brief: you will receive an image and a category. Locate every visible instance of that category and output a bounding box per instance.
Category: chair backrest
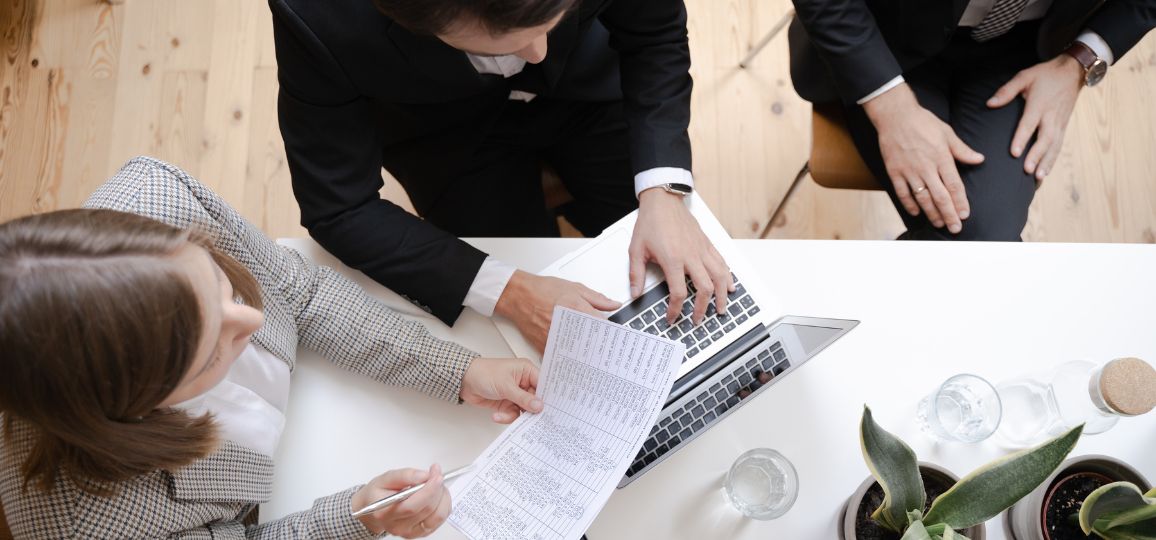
[809,102,882,191]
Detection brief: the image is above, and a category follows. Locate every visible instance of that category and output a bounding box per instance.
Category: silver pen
[350,464,474,518]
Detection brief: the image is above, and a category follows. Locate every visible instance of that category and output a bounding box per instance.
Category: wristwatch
[1064,41,1107,87]
[659,183,693,197]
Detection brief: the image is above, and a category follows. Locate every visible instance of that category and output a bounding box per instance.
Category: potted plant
[1077,481,1156,538]
[841,406,1083,540]
[1007,455,1153,540]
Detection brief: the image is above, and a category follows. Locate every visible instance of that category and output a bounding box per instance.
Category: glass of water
[724,448,799,520]
[917,373,1002,443]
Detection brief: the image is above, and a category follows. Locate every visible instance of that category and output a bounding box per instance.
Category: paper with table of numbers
[448,306,685,540]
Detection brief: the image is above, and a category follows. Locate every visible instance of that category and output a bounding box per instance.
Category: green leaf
[1089,521,1156,540]
[1147,488,1156,498]
[923,424,1083,528]
[901,520,934,540]
[1104,502,1156,529]
[861,406,926,532]
[1081,482,1156,533]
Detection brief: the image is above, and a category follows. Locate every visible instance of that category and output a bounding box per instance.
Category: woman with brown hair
[0,157,544,539]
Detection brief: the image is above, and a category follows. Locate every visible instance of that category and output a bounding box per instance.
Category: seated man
[788,0,1156,240]
[270,0,734,351]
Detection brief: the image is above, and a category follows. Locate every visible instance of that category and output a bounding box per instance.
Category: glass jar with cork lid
[994,357,1156,448]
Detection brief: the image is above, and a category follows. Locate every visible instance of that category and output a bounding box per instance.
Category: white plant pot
[839,461,987,540]
[1005,454,1151,540]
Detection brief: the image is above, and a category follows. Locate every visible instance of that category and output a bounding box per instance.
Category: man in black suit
[271,0,733,351]
[789,0,1155,240]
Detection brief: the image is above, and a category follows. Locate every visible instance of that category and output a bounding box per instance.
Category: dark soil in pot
[1042,471,1113,540]
[853,470,953,540]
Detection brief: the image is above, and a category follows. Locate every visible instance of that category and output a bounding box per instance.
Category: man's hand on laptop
[494,270,620,353]
[630,188,733,326]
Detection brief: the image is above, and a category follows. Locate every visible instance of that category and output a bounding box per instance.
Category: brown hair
[373,0,577,35]
[0,208,263,495]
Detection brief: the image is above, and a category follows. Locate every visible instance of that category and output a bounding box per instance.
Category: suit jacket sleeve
[158,488,375,539]
[598,0,695,173]
[84,156,478,403]
[242,487,377,540]
[790,0,904,104]
[1085,0,1156,60]
[269,0,487,326]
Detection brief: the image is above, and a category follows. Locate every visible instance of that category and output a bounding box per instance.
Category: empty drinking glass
[916,373,1002,443]
[723,448,799,520]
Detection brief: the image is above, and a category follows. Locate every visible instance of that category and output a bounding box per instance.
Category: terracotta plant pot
[839,462,987,540]
[1005,454,1151,540]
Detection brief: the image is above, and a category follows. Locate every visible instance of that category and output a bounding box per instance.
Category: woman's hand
[461,357,543,423]
[352,465,450,538]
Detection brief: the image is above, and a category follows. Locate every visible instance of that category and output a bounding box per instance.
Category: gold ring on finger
[912,185,928,195]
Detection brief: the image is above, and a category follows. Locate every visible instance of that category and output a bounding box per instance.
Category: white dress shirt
[461,52,694,316]
[174,343,290,458]
[858,0,1116,105]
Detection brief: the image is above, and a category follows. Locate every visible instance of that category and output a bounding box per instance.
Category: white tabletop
[267,238,1156,539]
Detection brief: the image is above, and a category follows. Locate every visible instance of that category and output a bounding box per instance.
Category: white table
[266,239,1156,539]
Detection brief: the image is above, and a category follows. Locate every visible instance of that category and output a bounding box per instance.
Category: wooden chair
[758,102,882,238]
[739,10,882,239]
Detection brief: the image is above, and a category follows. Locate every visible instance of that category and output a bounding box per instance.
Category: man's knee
[951,195,1031,241]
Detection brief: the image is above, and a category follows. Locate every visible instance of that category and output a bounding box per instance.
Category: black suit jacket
[788,0,1156,104]
[270,0,692,325]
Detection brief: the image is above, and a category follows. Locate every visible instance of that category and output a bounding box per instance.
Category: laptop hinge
[666,325,769,404]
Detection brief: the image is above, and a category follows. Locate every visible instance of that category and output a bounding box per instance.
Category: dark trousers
[383,98,638,238]
[844,21,1043,241]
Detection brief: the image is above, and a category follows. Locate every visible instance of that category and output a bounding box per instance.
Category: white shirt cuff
[634,167,695,198]
[856,75,906,105]
[1076,31,1116,65]
[463,257,518,317]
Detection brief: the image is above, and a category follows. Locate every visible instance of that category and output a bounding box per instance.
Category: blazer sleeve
[789,0,904,104]
[242,487,377,540]
[269,0,487,326]
[598,0,694,173]
[84,156,478,403]
[1085,0,1156,60]
[159,488,376,539]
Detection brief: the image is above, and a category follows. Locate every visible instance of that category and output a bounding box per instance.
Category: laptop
[493,194,857,488]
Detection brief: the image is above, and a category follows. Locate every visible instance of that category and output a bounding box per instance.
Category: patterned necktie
[970,0,1032,42]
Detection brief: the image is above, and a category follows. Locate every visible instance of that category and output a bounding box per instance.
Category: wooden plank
[155,70,208,178]
[245,66,301,238]
[196,0,259,208]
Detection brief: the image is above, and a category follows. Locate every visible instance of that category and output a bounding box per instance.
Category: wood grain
[0,0,1153,246]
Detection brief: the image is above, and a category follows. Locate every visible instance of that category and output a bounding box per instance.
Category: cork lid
[1100,357,1156,416]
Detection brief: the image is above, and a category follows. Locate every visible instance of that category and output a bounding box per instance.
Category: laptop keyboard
[609,273,762,361]
[625,340,792,480]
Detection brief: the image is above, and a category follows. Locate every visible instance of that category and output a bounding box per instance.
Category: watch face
[1087,59,1108,87]
[664,183,693,196]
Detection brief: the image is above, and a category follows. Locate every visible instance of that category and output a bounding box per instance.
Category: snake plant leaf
[926,522,970,540]
[1088,522,1156,540]
[1080,482,1156,533]
[900,519,933,540]
[923,424,1083,529]
[1101,498,1156,529]
[861,406,926,532]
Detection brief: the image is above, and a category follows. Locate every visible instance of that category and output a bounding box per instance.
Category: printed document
[448,306,685,540]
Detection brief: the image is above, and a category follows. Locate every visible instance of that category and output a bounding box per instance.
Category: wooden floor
[2,0,1155,242]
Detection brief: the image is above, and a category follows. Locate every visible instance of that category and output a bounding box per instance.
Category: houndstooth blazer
[0,156,479,539]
